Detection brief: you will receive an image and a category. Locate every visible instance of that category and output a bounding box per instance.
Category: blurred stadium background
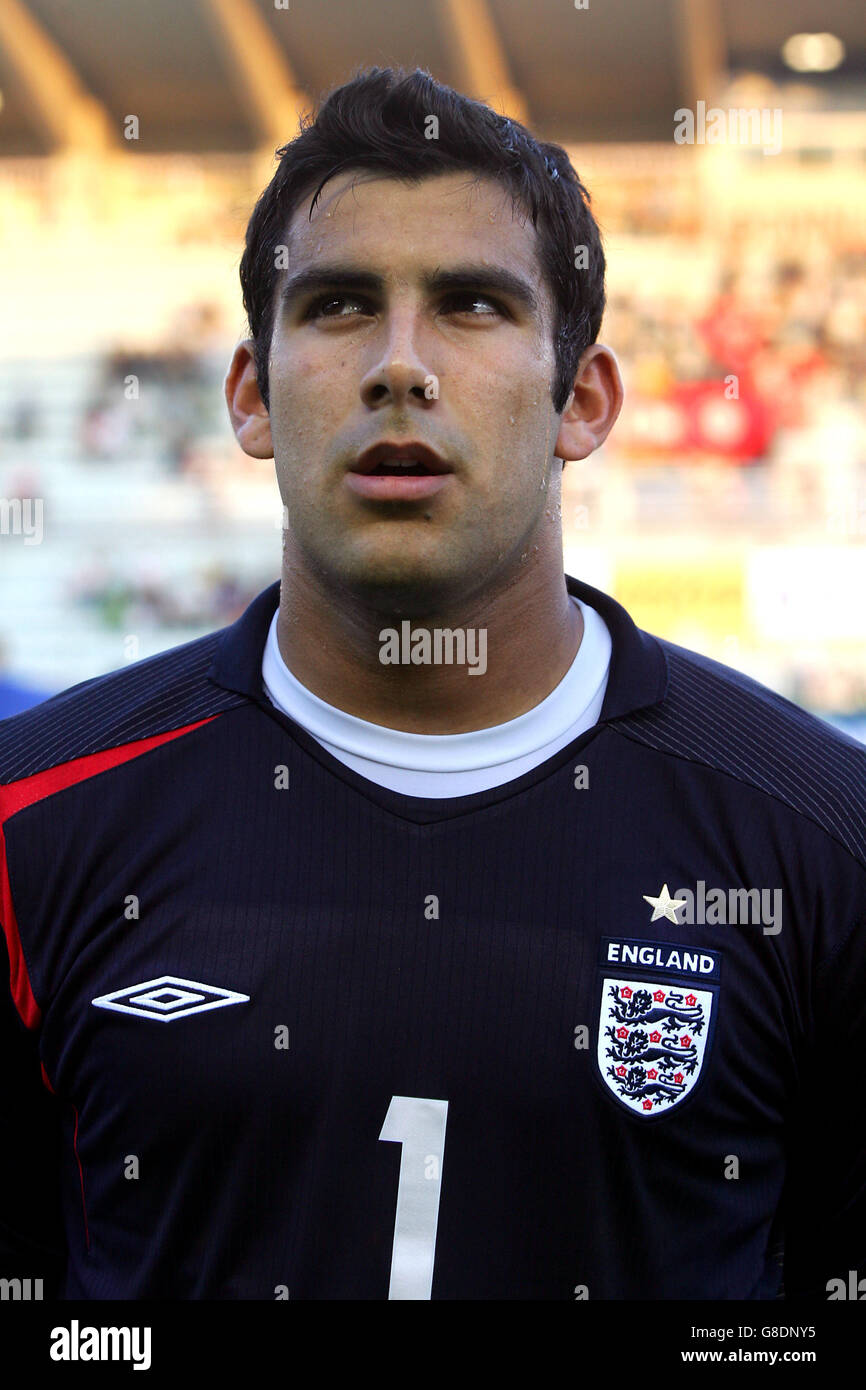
[1,0,864,738]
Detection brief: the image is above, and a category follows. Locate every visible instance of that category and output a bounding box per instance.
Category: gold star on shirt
[643,884,688,923]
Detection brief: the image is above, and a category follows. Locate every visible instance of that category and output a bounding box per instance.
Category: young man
[1,67,864,1301]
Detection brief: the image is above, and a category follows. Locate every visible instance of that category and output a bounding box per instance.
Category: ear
[554,344,624,462]
[224,340,274,459]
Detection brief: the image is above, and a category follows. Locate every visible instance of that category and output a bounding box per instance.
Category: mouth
[346,440,455,502]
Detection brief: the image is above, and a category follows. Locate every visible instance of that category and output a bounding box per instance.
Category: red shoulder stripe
[0,716,218,1028]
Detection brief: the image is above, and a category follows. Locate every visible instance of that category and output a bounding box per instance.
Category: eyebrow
[278,263,540,316]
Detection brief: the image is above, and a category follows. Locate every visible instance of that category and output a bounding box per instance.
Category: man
[1,66,864,1301]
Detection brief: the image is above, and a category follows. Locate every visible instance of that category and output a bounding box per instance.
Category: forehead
[283,169,545,293]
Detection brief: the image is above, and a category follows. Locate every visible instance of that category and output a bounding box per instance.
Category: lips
[350,441,453,476]
[346,440,455,502]
[345,470,454,501]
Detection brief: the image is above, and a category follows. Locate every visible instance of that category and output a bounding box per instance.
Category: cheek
[491,368,553,455]
[268,355,342,462]
[487,336,551,411]
[270,347,335,408]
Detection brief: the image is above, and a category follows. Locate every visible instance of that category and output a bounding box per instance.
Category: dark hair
[239,65,605,415]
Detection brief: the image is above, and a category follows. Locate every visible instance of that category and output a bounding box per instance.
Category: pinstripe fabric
[612,641,866,870]
[0,633,249,784]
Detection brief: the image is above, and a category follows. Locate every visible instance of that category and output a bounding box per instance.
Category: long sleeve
[781,907,866,1299]
[0,931,66,1298]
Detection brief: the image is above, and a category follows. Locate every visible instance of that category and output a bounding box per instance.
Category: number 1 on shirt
[379,1095,449,1300]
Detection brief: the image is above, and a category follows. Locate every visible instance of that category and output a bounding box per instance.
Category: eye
[303,294,371,320]
[440,292,502,317]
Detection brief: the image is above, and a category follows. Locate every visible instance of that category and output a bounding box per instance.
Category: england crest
[597,976,715,1116]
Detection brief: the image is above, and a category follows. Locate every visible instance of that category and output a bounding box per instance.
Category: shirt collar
[207,573,668,723]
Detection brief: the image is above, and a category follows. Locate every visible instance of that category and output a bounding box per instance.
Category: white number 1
[379,1095,449,1300]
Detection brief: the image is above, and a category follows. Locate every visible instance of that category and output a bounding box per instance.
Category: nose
[359,304,436,409]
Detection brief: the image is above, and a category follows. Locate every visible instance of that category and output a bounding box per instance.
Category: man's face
[265,169,567,613]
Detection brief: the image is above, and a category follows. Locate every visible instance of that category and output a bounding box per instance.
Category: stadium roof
[0,0,863,156]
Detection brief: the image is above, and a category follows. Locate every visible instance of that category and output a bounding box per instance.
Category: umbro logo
[91,975,249,1022]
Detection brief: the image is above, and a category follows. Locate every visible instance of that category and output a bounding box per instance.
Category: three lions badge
[597,938,720,1117]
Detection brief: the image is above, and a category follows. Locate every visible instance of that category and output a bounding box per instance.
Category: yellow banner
[614,558,745,641]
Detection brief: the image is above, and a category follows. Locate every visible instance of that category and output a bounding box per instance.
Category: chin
[336,558,468,617]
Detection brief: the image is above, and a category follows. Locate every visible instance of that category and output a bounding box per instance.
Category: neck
[275,547,583,735]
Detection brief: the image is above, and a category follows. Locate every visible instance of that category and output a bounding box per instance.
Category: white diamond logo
[92,975,249,1022]
[129,987,205,1011]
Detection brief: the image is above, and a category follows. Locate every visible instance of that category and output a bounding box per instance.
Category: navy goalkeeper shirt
[2,574,865,1300]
